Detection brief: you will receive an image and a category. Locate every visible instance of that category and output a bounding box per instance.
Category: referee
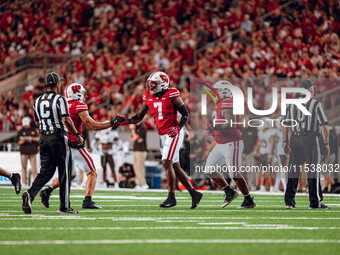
[283,79,330,209]
[22,72,84,214]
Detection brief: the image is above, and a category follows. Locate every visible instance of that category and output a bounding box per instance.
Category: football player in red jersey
[112,71,203,209]
[205,81,256,208]
[39,83,117,209]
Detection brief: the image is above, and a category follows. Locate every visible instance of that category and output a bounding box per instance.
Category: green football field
[0,188,339,255]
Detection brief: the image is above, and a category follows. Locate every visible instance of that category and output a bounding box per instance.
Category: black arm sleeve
[177,104,189,129]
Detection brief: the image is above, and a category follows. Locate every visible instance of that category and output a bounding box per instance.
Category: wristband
[283,141,289,143]
[324,143,329,145]
[74,133,80,136]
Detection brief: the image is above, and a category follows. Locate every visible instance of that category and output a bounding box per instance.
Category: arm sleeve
[58,96,70,117]
[316,102,328,126]
[177,104,189,129]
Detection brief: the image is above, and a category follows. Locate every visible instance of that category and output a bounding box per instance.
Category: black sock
[84,196,92,202]
[46,186,53,194]
[168,192,175,199]
[223,186,232,193]
[244,194,250,199]
[189,189,197,197]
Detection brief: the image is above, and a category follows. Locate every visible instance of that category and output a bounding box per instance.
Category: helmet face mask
[146,71,169,94]
[65,83,87,102]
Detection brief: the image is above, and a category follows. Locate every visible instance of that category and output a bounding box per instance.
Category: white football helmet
[213,80,233,101]
[64,83,87,101]
[146,71,169,94]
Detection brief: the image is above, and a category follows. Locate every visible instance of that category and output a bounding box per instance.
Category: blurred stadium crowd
[0,1,339,190]
[1,0,339,131]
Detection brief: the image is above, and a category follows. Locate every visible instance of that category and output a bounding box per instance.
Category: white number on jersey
[154,102,163,120]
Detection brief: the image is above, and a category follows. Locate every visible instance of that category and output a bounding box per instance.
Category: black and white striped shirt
[33,91,69,132]
[284,98,328,136]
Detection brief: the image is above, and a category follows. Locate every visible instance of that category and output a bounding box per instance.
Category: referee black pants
[284,135,323,208]
[27,133,72,210]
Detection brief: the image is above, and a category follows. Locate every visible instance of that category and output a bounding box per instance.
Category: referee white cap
[44,72,65,87]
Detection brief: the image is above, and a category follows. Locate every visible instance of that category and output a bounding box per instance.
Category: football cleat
[82,200,102,209]
[309,204,330,210]
[57,208,79,214]
[238,196,256,209]
[190,191,203,209]
[159,197,177,208]
[221,186,240,208]
[286,205,296,209]
[22,191,32,214]
[40,188,51,208]
[10,173,21,194]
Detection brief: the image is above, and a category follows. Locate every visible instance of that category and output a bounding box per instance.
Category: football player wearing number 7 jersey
[112,71,203,209]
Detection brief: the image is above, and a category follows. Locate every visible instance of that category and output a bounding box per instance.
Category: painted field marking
[0,216,339,221]
[0,239,339,245]
[0,226,339,231]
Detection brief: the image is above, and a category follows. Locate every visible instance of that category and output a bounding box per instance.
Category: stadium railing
[2,54,83,98]
[0,53,82,81]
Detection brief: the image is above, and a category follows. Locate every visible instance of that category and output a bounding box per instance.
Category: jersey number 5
[153,102,163,120]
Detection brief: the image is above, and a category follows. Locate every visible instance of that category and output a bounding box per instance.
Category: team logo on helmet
[64,83,87,102]
[146,71,170,94]
[213,80,233,101]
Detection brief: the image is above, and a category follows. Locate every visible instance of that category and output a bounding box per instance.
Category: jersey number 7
[154,102,163,120]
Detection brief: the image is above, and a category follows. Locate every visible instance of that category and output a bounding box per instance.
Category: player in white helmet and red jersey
[205,80,256,208]
[39,83,117,209]
[112,71,203,209]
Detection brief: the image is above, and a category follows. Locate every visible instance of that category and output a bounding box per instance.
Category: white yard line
[0,239,339,245]
[0,216,339,221]
[0,187,339,197]
[2,199,340,203]
[0,226,339,231]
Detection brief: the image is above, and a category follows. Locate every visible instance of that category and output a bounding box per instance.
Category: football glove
[167,126,180,138]
[111,116,130,129]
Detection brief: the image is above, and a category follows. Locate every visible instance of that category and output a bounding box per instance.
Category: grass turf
[0,188,339,255]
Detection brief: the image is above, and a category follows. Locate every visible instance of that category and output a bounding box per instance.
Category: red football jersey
[67,100,88,142]
[143,88,180,135]
[212,99,242,144]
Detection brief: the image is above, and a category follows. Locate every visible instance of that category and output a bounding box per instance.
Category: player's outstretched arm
[78,110,112,131]
[112,102,149,128]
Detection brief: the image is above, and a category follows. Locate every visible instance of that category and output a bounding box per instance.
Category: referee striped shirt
[284,98,328,136]
[33,91,70,132]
